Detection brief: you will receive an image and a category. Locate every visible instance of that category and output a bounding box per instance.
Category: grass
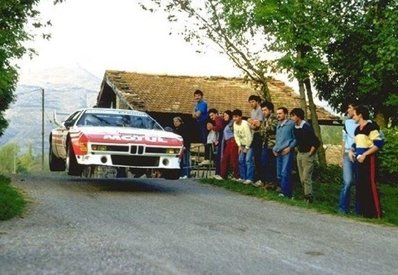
[200,165,398,227]
[0,174,26,220]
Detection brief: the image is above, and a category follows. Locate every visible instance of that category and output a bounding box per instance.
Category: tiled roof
[101,70,337,120]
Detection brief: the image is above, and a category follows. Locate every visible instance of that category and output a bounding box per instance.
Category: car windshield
[76,112,162,130]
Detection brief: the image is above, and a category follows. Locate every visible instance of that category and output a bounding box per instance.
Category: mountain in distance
[0,65,102,156]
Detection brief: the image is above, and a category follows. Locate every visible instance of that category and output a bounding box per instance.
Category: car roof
[82,108,149,117]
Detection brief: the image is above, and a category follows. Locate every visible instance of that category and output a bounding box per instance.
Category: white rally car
[49,108,184,179]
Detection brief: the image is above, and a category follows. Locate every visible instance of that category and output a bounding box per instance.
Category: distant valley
[0,66,102,155]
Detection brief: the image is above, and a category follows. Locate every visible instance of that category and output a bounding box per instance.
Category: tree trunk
[259,78,271,102]
[296,50,308,119]
[298,80,307,119]
[303,78,327,166]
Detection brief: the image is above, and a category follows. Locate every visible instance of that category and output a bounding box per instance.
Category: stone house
[96,70,339,142]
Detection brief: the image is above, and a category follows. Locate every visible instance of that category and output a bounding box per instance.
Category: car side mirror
[64,120,74,128]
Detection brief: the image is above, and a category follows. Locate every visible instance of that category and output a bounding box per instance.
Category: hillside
[0,66,101,155]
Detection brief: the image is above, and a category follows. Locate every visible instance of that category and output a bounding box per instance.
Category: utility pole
[42,88,45,171]
[13,143,17,174]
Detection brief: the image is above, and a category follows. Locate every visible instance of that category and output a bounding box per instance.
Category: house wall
[97,83,116,108]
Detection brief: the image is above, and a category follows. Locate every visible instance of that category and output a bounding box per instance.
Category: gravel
[1,172,398,274]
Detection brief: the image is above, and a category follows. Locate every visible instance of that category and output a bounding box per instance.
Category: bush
[313,163,342,184]
[0,174,26,220]
[320,125,343,145]
[0,143,44,174]
[379,128,398,182]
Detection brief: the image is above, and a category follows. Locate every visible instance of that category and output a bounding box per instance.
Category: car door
[55,111,82,158]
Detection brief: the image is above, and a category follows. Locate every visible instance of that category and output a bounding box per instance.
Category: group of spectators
[172,90,384,218]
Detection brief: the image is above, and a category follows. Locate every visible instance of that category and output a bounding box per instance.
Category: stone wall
[324,145,342,165]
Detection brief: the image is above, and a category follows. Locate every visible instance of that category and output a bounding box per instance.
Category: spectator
[199,120,218,166]
[349,105,384,218]
[172,116,191,179]
[219,110,239,180]
[290,108,320,203]
[232,109,254,184]
[338,103,359,214]
[192,89,208,145]
[258,101,278,189]
[208,108,226,176]
[273,107,296,198]
[247,95,264,185]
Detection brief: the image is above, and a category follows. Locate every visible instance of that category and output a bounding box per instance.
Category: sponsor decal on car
[103,134,167,143]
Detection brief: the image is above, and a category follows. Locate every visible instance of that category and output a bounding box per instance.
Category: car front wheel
[66,140,83,176]
[49,141,66,171]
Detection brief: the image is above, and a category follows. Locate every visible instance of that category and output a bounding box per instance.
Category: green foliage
[0,143,42,174]
[380,183,398,225]
[315,0,398,121]
[313,163,342,185]
[18,144,35,172]
[0,174,26,220]
[141,0,398,128]
[0,143,19,174]
[379,128,398,180]
[320,125,342,145]
[0,0,51,137]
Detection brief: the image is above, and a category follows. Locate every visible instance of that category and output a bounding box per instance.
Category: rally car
[49,108,184,179]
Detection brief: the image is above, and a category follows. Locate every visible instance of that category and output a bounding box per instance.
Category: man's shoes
[252,180,264,187]
[304,194,314,204]
[264,182,276,190]
[243,179,253,185]
[198,160,211,166]
[213,175,223,180]
[179,175,188,180]
[338,208,348,215]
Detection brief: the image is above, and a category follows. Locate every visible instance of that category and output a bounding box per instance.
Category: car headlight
[91,144,107,151]
[166,148,180,154]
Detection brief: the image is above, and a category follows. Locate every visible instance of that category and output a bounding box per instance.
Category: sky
[17,0,250,82]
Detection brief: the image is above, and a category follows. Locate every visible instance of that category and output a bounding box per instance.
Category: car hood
[70,126,183,146]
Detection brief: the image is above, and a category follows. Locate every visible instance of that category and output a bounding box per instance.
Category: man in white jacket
[232,109,254,184]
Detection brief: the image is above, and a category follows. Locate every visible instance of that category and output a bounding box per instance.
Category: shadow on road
[62,176,198,196]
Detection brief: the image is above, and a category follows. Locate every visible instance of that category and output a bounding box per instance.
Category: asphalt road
[1,173,398,274]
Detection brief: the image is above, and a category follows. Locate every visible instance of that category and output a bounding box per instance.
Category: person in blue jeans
[339,103,359,214]
[232,109,254,184]
[172,116,191,179]
[192,89,208,145]
[258,101,278,189]
[273,107,296,198]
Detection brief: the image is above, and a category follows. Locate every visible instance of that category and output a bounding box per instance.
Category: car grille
[111,155,160,167]
[107,145,129,152]
[145,147,167,154]
[130,145,144,154]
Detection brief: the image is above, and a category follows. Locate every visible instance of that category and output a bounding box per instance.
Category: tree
[244,0,332,165]
[0,0,51,137]
[314,0,398,127]
[141,0,335,165]
[139,0,273,101]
